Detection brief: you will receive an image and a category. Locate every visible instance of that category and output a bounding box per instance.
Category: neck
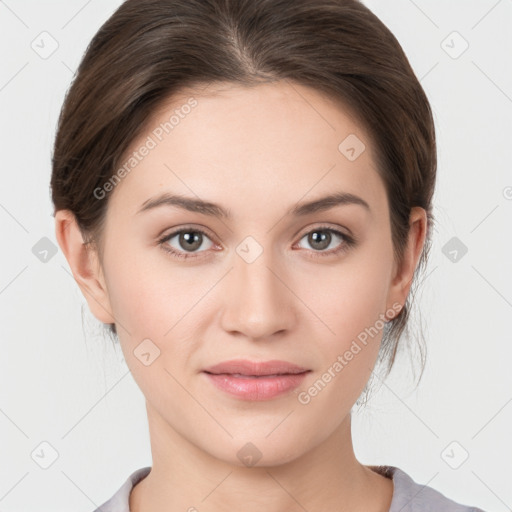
[129,402,393,512]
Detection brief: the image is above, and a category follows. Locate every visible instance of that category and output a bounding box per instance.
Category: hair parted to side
[50,0,437,400]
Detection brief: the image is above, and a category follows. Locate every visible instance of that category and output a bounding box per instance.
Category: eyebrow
[136,191,371,218]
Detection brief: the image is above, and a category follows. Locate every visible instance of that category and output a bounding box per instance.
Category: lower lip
[203,372,309,401]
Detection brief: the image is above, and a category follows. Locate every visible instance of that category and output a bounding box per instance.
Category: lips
[202,360,311,400]
[203,359,310,377]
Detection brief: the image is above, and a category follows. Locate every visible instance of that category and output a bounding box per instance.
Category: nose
[219,245,297,340]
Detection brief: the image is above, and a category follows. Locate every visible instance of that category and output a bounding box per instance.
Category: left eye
[296,227,352,254]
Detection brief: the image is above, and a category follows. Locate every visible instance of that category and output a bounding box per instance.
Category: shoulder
[368,465,487,512]
[91,466,151,512]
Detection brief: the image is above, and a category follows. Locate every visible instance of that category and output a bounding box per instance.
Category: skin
[55,80,426,512]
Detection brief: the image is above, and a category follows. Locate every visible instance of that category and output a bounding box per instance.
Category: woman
[51,0,486,510]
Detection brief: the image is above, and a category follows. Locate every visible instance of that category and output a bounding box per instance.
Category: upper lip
[203,359,310,376]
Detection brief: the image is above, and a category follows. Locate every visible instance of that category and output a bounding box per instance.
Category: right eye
[158,227,216,260]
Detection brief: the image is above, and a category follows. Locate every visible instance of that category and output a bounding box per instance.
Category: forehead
[107,81,387,219]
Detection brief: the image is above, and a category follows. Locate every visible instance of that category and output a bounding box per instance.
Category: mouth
[201,360,311,401]
[204,371,309,378]
[202,359,310,377]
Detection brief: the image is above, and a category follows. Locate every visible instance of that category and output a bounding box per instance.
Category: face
[70,81,418,467]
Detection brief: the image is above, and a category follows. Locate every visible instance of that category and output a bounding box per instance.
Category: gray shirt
[92,465,486,511]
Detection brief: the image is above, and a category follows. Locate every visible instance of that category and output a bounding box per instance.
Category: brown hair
[50,0,436,396]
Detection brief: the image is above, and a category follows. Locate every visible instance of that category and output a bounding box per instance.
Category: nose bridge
[220,238,294,338]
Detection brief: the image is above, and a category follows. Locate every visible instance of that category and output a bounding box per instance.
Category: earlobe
[54,210,115,325]
[387,207,428,311]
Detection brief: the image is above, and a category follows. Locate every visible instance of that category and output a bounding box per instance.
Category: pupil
[181,231,201,251]
[310,230,330,250]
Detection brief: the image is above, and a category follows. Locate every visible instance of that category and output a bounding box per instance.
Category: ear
[54,210,115,325]
[386,206,428,317]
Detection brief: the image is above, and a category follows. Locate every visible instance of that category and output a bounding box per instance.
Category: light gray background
[1,1,511,511]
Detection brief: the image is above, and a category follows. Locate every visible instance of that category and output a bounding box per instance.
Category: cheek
[293,257,391,422]
[299,243,392,398]
[103,235,208,335]
[102,250,202,395]
[309,254,391,340]
[105,258,166,335]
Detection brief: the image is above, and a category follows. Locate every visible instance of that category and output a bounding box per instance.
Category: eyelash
[157,225,357,261]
